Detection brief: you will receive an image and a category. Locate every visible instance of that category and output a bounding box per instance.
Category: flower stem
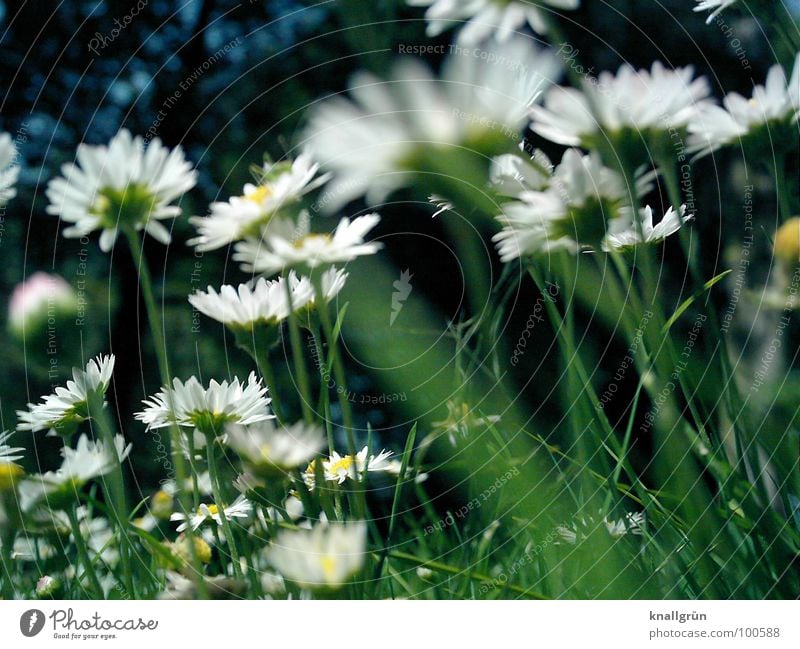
[67,505,105,598]
[775,156,793,221]
[204,438,244,579]
[283,279,314,424]
[123,226,207,596]
[312,277,355,455]
[0,530,15,599]
[86,391,134,597]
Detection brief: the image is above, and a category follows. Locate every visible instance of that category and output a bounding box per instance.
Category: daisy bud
[150,489,173,520]
[36,575,61,598]
[0,463,24,491]
[8,273,77,340]
[260,571,285,595]
[774,217,800,266]
[171,535,213,566]
[416,567,433,580]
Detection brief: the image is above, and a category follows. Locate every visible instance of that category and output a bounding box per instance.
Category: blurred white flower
[17,355,115,436]
[234,213,382,276]
[188,267,348,331]
[21,434,132,509]
[694,0,737,23]
[267,520,366,589]
[170,494,252,532]
[136,372,273,434]
[431,400,501,445]
[408,0,580,43]
[530,62,712,147]
[305,446,393,487]
[491,148,553,198]
[188,152,330,252]
[36,575,60,597]
[8,272,77,338]
[46,129,197,252]
[603,205,693,251]
[492,149,653,259]
[53,506,118,565]
[303,35,559,211]
[0,431,24,465]
[226,420,326,476]
[557,510,645,544]
[0,132,19,204]
[688,54,800,155]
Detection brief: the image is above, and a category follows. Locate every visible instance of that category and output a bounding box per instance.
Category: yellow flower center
[293,233,332,249]
[321,555,337,581]
[328,455,353,476]
[244,184,273,204]
[0,463,23,490]
[205,504,220,516]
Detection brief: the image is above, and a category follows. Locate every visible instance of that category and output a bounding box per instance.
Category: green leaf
[661,270,732,334]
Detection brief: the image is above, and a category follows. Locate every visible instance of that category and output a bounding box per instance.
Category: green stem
[204,438,243,579]
[123,226,206,596]
[312,277,355,452]
[283,279,314,424]
[0,531,15,599]
[87,391,134,597]
[67,505,105,598]
[775,156,793,222]
[258,353,283,423]
[310,325,336,454]
[385,550,548,599]
[237,329,285,424]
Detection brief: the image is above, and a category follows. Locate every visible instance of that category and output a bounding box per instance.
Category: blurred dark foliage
[0,0,796,489]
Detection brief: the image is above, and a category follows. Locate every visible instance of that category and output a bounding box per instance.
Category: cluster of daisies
[3,351,405,597]
[2,123,397,596]
[301,1,800,259]
[0,0,792,600]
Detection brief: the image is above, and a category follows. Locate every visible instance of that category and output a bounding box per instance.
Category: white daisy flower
[135,372,273,434]
[304,446,393,487]
[0,431,24,465]
[8,272,77,338]
[492,149,652,259]
[226,420,326,476]
[431,401,501,445]
[603,205,693,251]
[0,431,24,491]
[694,0,737,23]
[557,510,645,544]
[688,54,800,155]
[408,0,580,43]
[21,434,132,509]
[7,537,57,562]
[303,35,559,211]
[52,506,119,564]
[189,267,348,332]
[530,62,712,148]
[267,520,366,589]
[189,273,313,331]
[16,355,115,436]
[52,434,131,486]
[234,213,383,276]
[0,132,20,204]
[170,494,252,532]
[188,152,330,252]
[491,148,553,198]
[45,129,197,252]
[605,511,646,539]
